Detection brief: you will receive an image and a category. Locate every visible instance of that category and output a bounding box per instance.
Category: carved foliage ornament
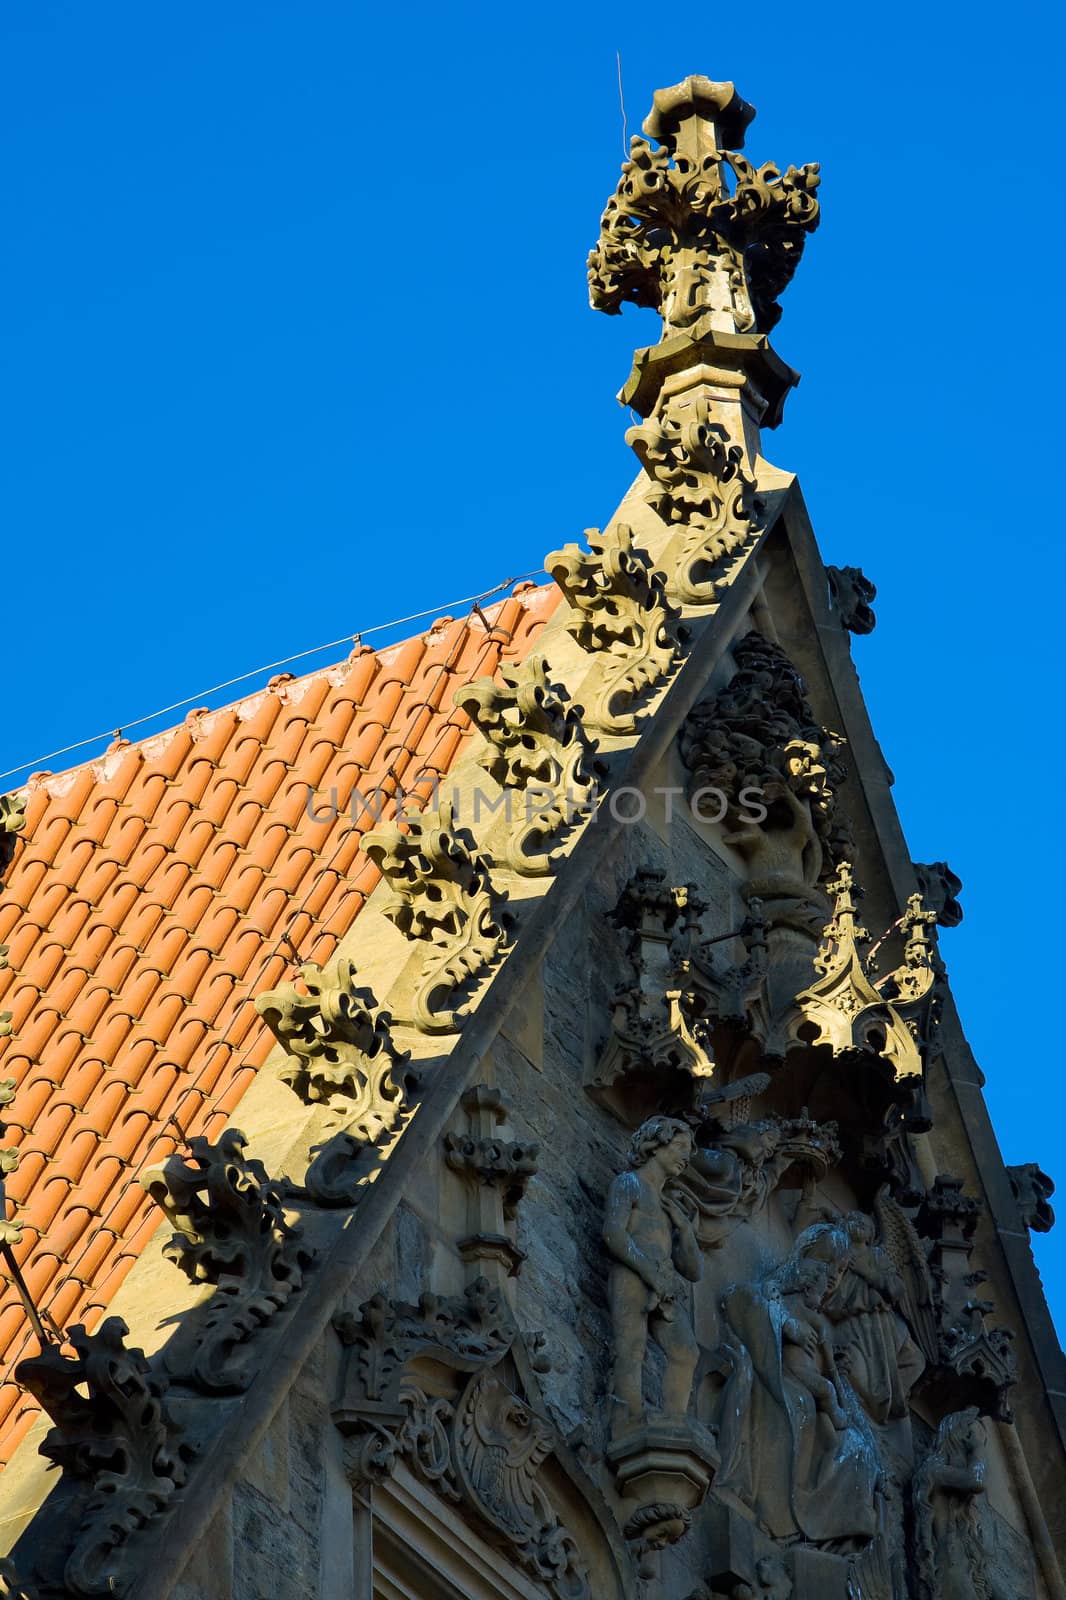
[454,654,603,874]
[587,75,820,338]
[0,792,26,884]
[363,802,510,1033]
[143,1128,313,1393]
[546,524,685,735]
[627,399,762,605]
[15,1318,194,1598]
[826,565,877,635]
[255,955,414,1140]
[332,1282,589,1600]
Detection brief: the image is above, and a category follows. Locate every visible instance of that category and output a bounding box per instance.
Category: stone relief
[363,800,511,1033]
[332,1280,589,1600]
[603,1117,702,1435]
[546,524,685,735]
[142,1128,313,1393]
[826,565,877,635]
[679,631,850,927]
[715,1223,881,1546]
[255,955,415,1139]
[911,1408,1018,1600]
[454,654,603,875]
[627,400,762,606]
[15,1318,194,1598]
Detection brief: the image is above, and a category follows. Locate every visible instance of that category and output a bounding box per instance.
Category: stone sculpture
[602,1116,701,1433]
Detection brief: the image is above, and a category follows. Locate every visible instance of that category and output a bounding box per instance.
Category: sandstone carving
[454,654,603,874]
[684,1111,840,1251]
[363,801,510,1033]
[913,860,964,928]
[546,525,685,735]
[0,1559,37,1600]
[627,399,762,605]
[444,1088,540,1219]
[826,565,877,635]
[255,956,414,1140]
[0,793,26,884]
[0,1078,22,1248]
[912,1409,992,1600]
[587,75,819,339]
[602,1117,701,1434]
[715,1224,881,1546]
[1007,1162,1055,1234]
[143,1128,313,1393]
[679,631,850,917]
[15,1318,193,1598]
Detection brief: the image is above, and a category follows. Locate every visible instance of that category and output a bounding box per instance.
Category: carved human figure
[824,1211,926,1425]
[715,1225,882,1545]
[602,1117,701,1433]
[913,1409,996,1600]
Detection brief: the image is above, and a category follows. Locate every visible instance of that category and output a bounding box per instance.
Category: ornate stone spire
[589,74,820,447]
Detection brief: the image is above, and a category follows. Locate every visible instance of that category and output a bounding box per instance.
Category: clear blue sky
[3,4,1064,1335]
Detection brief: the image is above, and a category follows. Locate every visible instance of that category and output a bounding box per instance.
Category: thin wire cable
[616,49,628,155]
[0,571,544,786]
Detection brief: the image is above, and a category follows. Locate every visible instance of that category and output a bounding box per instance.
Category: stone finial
[15,1318,194,1598]
[826,565,877,635]
[142,1128,313,1393]
[454,654,603,875]
[545,525,684,735]
[255,956,414,1140]
[363,802,510,1033]
[588,75,819,340]
[1007,1163,1055,1234]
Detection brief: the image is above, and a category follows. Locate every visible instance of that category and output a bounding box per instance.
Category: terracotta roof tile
[0,584,558,1465]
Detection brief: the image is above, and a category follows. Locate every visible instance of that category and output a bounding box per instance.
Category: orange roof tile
[0,582,559,1465]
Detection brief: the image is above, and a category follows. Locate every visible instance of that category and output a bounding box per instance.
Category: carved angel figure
[825,1211,926,1425]
[602,1117,701,1434]
[715,1225,881,1546]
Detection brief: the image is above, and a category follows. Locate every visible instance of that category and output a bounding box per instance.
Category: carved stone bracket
[627,398,762,604]
[363,802,510,1034]
[545,525,685,735]
[255,955,415,1140]
[15,1318,194,1598]
[607,1421,719,1575]
[826,565,877,635]
[454,654,604,875]
[142,1128,314,1393]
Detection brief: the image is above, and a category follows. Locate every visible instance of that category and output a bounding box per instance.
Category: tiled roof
[0,583,558,1466]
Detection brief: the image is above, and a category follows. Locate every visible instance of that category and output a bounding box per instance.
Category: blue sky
[3,3,1064,1334]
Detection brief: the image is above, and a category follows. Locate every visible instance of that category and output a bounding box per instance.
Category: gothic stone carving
[0,1078,22,1247]
[545,524,685,735]
[0,792,26,883]
[826,565,877,635]
[255,955,414,1140]
[913,860,964,928]
[15,1318,193,1598]
[143,1128,313,1393]
[591,870,767,1101]
[683,1111,841,1251]
[789,861,938,1088]
[627,399,762,605]
[715,1224,881,1546]
[0,1559,37,1600]
[679,631,850,919]
[454,654,603,874]
[587,75,819,338]
[912,1409,993,1600]
[363,801,510,1033]
[1007,1162,1055,1233]
[332,1282,589,1600]
[444,1087,540,1219]
[603,1117,702,1436]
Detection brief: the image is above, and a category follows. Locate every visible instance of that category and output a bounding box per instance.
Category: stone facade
[0,71,1062,1600]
